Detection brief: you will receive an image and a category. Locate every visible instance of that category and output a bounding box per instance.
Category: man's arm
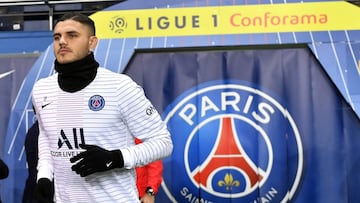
[116,75,173,169]
[0,159,9,179]
[145,160,163,195]
[32,93,54,181]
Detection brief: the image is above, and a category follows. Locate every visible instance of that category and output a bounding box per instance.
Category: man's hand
[35,178,54,203]
[140,194,155,203]
[70,144,124,177]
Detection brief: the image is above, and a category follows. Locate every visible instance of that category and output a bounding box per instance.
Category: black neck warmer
[54,52,99,93]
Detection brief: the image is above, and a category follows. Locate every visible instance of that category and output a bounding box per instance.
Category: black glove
[35,178,54,203]
[70,144,124,177]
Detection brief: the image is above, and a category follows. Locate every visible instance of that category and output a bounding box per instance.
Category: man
[32,13,173,203]
[0,158,9,203]
[0,159,8,180]
[23,119,39,203]
[135,138,163,203]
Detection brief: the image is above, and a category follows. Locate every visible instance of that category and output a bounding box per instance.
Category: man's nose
[59,36,67,46]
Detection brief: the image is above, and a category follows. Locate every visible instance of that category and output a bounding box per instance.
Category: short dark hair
[55,12,96,35]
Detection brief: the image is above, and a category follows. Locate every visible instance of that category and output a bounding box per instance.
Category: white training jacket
[32,67,173,203]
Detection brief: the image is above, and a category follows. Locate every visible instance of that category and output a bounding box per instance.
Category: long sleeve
[32,88,54,181]
[116,75,173,169]
[145,160,163,194]
[135,138,163,197]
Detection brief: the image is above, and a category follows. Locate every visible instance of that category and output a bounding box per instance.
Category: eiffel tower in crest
[193,117,264,191]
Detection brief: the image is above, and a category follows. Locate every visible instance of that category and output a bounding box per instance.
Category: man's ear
[89,36,98,50]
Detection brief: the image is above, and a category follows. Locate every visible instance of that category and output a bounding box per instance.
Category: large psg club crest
[162,81,303,203]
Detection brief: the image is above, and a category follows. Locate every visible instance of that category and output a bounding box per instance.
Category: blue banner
[124,45,360,202]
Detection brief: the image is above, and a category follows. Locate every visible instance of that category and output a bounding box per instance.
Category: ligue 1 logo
[162,80,303,203]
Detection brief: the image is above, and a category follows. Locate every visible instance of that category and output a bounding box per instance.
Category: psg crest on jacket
[162,80,303,203]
